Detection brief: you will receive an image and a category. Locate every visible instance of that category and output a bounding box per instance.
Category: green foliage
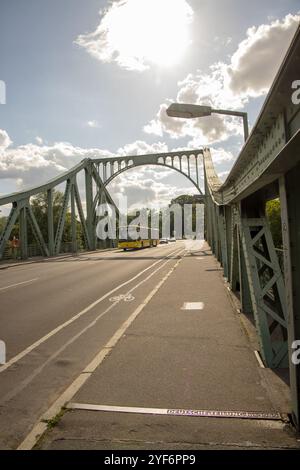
[0,216,7,232]
[28,190,85,249]
[266,199,282,249]
[169,194,202,237]
[170,194,202,206]
[1,190,85,251]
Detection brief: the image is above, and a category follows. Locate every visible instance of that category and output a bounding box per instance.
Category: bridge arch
[93,149,204,197]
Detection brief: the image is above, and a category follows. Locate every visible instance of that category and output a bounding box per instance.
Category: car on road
[159,238,169,244]
[169,237,176,242]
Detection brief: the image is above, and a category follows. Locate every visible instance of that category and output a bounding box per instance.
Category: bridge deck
[36,242,297,450]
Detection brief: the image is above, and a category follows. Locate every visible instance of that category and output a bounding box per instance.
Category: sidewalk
[37,243,299,450]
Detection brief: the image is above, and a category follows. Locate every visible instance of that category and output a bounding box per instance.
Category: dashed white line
[0,278,38,292]
[181,302,204,310]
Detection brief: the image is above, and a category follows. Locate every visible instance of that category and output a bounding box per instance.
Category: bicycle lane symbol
[109,293,135,303]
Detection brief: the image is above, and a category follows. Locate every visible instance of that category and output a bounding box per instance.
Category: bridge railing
[203,24,300,429]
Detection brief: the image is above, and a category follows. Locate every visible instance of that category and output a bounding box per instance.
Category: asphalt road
[0,242,185,449]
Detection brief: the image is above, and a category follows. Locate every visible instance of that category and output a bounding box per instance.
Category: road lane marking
[181,302,204,310]
[17,251,184,450]
[0,246,183,374]
[109,293,135,302]
[66,403,282,421]
[254,350,266,368]
[0,278,38,291]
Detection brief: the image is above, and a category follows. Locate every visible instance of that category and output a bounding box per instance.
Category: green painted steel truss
[0,150,203,260]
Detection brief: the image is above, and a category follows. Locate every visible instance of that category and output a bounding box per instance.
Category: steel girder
[240,217,288,367]
[0,159,114,259]
[0,150,204,260]
[202,25,300,429]
[204,148,288,366]
[281,165,300,428]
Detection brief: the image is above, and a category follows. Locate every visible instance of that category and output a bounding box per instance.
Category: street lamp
[166,103,249,142]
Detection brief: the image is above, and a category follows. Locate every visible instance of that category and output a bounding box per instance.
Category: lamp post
[166,103,249,142]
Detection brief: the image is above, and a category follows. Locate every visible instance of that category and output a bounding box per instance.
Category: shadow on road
[186,249,212,257]
[41,255,184,263]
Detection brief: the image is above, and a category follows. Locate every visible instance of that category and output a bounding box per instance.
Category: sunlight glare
[106,0,193,68]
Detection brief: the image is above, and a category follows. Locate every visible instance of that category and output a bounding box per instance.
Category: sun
[105,0,193,69]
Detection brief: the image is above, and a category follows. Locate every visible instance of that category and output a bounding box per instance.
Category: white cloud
[228,14,300,97]
[144,101,241,144]
[75,0,193,71]
[35,136,43,145]
[0,129,12,150]
[108,166,198,210]
[210,147,235,165]
[86,120,101,128]
[0,132,111,188]
[117,139,168,156]
[144,14,299,143]
[218,170,230,182]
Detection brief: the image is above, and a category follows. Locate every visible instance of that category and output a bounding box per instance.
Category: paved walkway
[36,243,299,450]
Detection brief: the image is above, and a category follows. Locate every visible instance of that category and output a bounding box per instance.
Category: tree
[266,199,282,249]
[169,194,203,238]
[0,216,7,233]
[28,190,84,250]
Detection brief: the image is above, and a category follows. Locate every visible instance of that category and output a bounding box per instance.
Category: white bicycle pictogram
[109,293,135,303]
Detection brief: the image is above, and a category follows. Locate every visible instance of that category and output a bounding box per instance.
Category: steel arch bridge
[0,149,204,260]
[0,25,299,431]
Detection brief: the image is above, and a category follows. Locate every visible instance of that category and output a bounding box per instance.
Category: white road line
[254,350,266,368]
[17,252,184,450]
[181,302,204,310]
[0,278,38,291]
[0,246,182,374]
[1,249,185,405]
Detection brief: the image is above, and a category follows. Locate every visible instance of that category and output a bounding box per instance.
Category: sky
[0,0,299,211]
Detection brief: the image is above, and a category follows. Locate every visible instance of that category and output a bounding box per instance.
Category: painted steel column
[195,156,199,187]
[47,188,54,256]
[71,181,77,253]
[74,180,90,250]
[54,180,71,255]
[218,206,228,278]
[19,206,28,259]
[236,203,252,314]
[27,205,49,257]
[230,206,240,293]
[283,168,300,430]
[85,163,95,250]
[225,206,232,283]
[238,227,253,314]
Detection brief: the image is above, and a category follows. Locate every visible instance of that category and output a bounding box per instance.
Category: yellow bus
[118,225,159,251]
